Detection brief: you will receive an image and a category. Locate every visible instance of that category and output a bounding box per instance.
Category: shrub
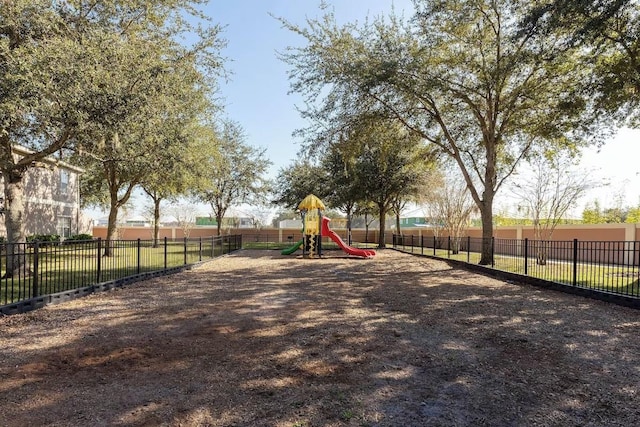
[27,234,61,247]
[65,234,94,242]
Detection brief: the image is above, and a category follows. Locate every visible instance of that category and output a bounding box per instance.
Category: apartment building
[0,146,89,238]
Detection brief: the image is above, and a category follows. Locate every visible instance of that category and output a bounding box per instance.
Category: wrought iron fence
[1,235,242,314]
[393,235,640,299]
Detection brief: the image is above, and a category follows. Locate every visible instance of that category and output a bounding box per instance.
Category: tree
[167,203,199,239]
[512,153,596,264]
[627,202,640,223]
[75,3,222,256]
[271,159,326,209]
[321,144,364,245]
[140,125,216,247]
[0,1,98,275]
[354,201,378,244]
[351,118,431,248]
[280,0,592,264]
[423,172,476,254]
[582,195,634,224]
[582,200,605,224]
[195,120,272,235]
[77,39,214,255]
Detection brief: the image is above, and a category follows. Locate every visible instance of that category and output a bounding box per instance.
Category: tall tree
[195,120,272,235]
[351,118,431,248]
[0,1,95,274]
[75,2,223,256]
[140,125,216,247]
[321,144,364,245]
[280,0,592,264]
[354,201,378,244]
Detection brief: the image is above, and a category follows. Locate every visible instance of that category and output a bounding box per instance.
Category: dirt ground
[1,249,640,427]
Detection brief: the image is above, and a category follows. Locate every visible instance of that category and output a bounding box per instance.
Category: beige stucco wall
[0,147,84,237]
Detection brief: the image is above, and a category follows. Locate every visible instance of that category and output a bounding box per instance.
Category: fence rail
[1,235,242,314]
[393,235,640,299]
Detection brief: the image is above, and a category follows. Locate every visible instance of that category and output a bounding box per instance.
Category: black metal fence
[1,235,242,314]
[393,234,640,299]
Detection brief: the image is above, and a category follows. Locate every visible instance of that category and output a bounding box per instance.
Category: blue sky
[201,0,414,178]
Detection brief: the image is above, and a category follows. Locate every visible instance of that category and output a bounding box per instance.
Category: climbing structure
[281,194,375,258]
[298,194,325,258]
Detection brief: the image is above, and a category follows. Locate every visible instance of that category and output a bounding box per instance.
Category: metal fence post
[467,236,471,263]
[491,237,495,268]
[447,236,451,258]
[524,238,528,275]
[199,237,202,262]
[421,235,424,255]
[573,238,578,286]
[164,237,167,270]
[96,238,102,283]
[433,236,436,256]
[137,238,141,275]
[32,242,39,298]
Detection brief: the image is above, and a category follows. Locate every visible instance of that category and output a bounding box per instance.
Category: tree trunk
[395,212,401,237]
[478,199,494,265]
[377,204,387,249]
[364,212,369,243]
[216,214,222,236]
[452,236,461,254]
[346,211,352,246]
[104,201,119,257]
[153,198,161,248]
[2,168,28,278]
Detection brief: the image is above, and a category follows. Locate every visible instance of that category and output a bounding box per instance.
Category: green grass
[397,245,640,296]
[1,240,237,306]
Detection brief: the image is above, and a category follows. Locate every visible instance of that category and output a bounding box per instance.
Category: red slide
[321,217,376,258]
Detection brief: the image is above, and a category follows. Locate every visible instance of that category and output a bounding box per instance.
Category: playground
[1,250,639,426]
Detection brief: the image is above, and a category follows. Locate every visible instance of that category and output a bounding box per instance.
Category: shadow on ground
[1,249,639,426]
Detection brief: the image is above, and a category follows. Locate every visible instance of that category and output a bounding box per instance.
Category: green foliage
[65,234,94,242]
[195,120,273,235]
[280,0,593,263]
[27,234,60,246]
[0,0,224,253]
[271,160,327,209]
[582,199,640,224]
[626,207,640,223]
[523,1,640,125]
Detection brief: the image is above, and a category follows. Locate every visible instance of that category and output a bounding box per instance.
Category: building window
[58,216,72,238]
[60,169,69,194]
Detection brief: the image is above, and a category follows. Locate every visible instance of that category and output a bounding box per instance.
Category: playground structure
[281,194,375,259]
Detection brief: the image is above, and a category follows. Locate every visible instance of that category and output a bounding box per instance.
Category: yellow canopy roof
[298,194,326,211]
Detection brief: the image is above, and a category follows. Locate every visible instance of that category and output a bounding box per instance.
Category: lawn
[1,239,232,306]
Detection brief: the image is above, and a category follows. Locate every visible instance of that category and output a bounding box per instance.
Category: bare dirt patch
[1,249,639,426]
